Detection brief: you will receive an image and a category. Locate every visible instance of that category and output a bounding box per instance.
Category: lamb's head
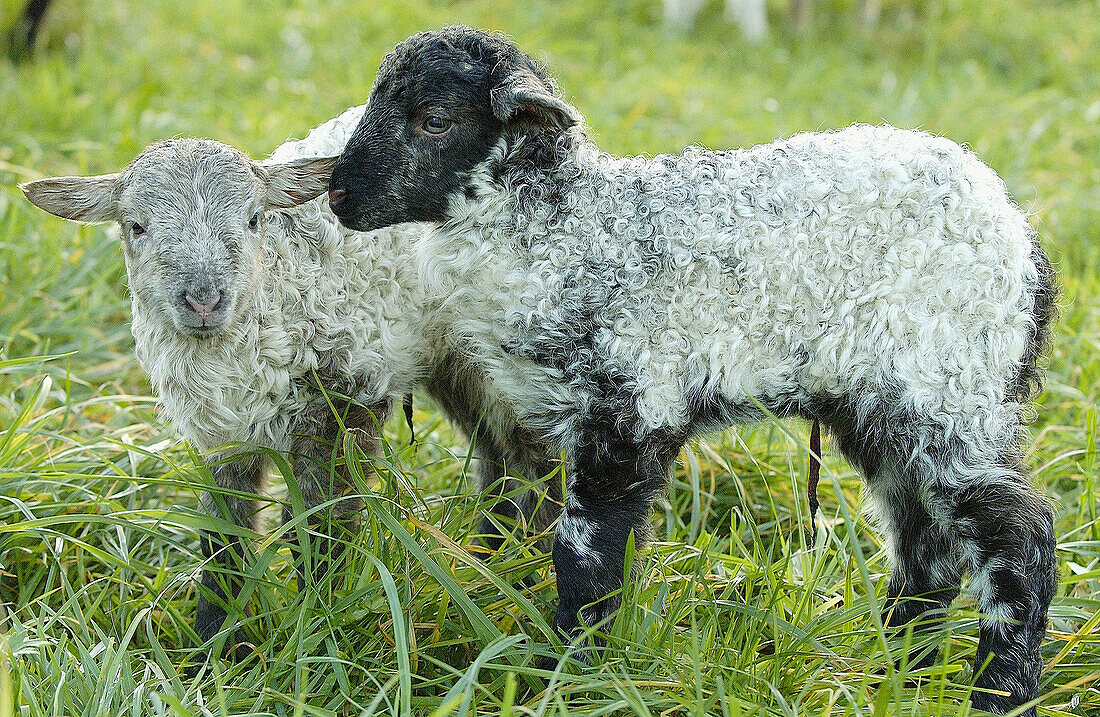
[330,25,582,232]
[22,139,334,338]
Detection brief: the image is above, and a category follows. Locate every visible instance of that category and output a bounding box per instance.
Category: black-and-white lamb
[328,26,1059,715]
[21,106,559,652]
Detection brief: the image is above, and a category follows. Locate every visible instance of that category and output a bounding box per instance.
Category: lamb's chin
[182,327,226,340]
[170,319,230,341]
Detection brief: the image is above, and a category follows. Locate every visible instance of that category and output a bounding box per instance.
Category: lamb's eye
[130,223,146,237]
[423,115,452,135]
[249,213,260,230]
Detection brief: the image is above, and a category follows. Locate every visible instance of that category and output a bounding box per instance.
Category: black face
[330,26,580,232]
[330,29,507,232]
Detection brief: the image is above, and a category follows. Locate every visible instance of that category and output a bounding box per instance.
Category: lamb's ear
[20,174,119,223]
[264,156,338,209]
[490,68,581,131]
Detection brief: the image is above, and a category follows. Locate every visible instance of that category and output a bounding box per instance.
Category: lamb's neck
[501,130,599,187]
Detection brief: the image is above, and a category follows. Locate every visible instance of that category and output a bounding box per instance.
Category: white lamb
[21,105,558,653]
[662,0,880,41]
[327,27,1058,716]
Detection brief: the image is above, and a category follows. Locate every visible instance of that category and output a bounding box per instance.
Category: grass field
[2,1,1099,714]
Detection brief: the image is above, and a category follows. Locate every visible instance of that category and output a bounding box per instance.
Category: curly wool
[421,124,1049,470]
[130,106,430,452]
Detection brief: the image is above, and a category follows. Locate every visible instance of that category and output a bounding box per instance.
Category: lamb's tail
[1008,232,1058,405]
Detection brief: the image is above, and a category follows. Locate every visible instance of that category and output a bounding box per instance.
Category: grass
[1,0,1098,714]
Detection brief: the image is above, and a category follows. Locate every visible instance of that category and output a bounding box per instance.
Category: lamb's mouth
[183,324,225,339]
[333,207,387,233]
[173,317,230,340]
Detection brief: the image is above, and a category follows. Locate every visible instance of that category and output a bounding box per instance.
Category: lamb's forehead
[373,26,545,98]
[119,138,262,214]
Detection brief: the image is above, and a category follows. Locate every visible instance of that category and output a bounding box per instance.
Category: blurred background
[1,1,1098,715]
[3,0,1097,360]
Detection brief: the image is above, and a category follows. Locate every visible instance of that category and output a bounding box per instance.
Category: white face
[118,142,266,337]
[21,139,338,339]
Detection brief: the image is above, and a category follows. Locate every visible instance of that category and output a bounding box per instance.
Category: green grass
[2,0,1099,714]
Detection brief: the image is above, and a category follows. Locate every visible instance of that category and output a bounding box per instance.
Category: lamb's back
[473,125,1040,433]
[266,105,365,164]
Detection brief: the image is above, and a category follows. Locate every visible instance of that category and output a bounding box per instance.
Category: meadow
[1,0,1098,714]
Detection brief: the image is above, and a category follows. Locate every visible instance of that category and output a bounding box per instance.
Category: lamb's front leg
[552,425,683,643]
[196,453,265,648]
[284,393,390,584]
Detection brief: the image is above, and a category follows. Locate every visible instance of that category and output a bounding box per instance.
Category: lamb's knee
[958,483,1056,595]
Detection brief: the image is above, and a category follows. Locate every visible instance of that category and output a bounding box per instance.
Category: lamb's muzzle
[333,26,1059,716]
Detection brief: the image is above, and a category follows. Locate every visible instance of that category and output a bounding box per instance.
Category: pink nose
[328,187,347,206]
[184,291,221,318]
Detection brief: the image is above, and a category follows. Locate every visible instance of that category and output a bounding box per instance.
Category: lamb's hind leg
[834,407,1054,715]
[866,440,1055,715]
[954,470,1057,716]
[828,407,964,667]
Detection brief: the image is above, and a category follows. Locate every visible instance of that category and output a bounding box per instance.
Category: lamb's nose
[184,290,222,318]
[328,187,348,209]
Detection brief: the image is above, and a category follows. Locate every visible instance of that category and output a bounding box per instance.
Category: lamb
[20,105,559,653]
[662,0,880,41]
[663,0,769,40]
[327,27,1059,715]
